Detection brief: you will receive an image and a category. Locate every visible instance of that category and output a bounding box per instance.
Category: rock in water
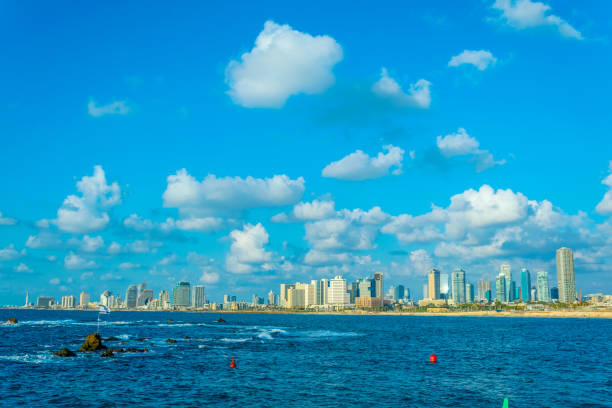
[53,348,76,357]
[100,349,114,358]
[79,333,106,352]
[104,336,121,341]
[165,338,177,343]
[6,317,18,324]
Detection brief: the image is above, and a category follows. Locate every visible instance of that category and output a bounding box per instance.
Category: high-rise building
[512,282,519,301]
[328,276,350,306]
[500,264,512,302]
[531,287,537,302]
[280,284,295,307]
[477,280,491,301]
[25,291,29,307]
[172,281,191,307]
[556,247,577,303]
[100,291,113,307]
[137,283,146,299]
[451,269,466,304]
[319,279,329,305]
[520,268,531,302]
[350,281,360,303]
[495,274,506,303]
[223,294,230,304]
[61,295,77,308]
[537,271,551,302]
[404,287,411,301]
[373,273,384,301]
[36,296,55,308]
[423,283,428,300]
[267,290,277,306]
[550,286,559,300]
[428,269,440,300]
[159,290,170,309]
[79,291,90,309]
[305,280,320,306]
[358,279,375,298]
[439,273,450,299]
[125,285,138,308]
[192,285,206,308]
[395,285,405,301]
[137,289,154,307]
[465,283,474,303]
[287,285,306,308]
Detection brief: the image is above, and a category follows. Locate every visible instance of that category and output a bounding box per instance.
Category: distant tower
[500,264,512,302]
[451,269,466,304]
[427,269,440,300]
[25,291,29,307]
[556,247,576,303]
[521,269,531,302]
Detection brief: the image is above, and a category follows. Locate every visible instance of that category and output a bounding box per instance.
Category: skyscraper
[328,275,350,306]
[358,279,374,298]
[192,285,206,308]
[280,284,295,307]
[495,274,506,303]
[439,273,450,299]
[536,271,550,302]
[172,281,191,307]
[374,273,384,301]
[465,283,474,303]
[319,279,329,305]
[423,283,428,300]
[79,291,90,309]
[159,290,170,309]
[137,282,146,299]
[500,264,512,302]
[61,295,77,308]
[126,285,138,308]
[556,247,577,303]
[428,269,440,300]
[477,280,491,301]
[520,268,531,302]
[267,290,277,305]
[451,269,466,304]
[136,289,154,307]
[395,285,405,301]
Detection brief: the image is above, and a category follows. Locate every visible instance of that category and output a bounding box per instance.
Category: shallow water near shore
[1,310,610,407]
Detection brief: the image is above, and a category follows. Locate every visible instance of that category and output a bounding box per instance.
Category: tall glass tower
[125,284,138,308]
[556,247,576,303]
[495,274,506,303]
[536,271,551,302]
[521,268,531,302]
[451,269,466,304]
[500,264,512,302]
[427,269,440,300]
[172,281,191,307]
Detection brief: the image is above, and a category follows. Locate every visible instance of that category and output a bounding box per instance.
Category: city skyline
[1,1,612,305]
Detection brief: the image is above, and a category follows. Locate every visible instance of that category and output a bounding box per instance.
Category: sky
[1,0,611,305]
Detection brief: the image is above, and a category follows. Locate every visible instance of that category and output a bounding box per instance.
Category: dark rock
[134,337,147,342]
[104,336,121,341]
[100,349,114,358]
[165,338,177,343]
[79,333,106,352]
[6,317,18,324]
[168,318,173,322]
[183,336,191,340]
[216,318,226,323]
[107,347,148,353]
[53,348,76,357]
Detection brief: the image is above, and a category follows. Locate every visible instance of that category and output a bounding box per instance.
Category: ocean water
[0,310,610,407]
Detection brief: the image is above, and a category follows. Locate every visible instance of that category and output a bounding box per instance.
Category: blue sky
[1,0,611,305]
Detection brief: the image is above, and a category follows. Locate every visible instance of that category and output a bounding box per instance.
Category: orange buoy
[230,356,237,368]
[429,354,437,363]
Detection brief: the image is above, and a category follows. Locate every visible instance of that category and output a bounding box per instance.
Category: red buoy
[429,354,437,363]
[230,356,237,368]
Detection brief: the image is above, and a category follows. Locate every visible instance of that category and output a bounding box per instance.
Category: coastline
[3,307,612,319]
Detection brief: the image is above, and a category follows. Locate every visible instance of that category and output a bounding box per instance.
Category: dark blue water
[0,310,610,407]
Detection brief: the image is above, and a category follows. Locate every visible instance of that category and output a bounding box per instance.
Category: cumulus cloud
[118,262,141,270]
[25,232,62,249]
[123,214,154,231]
[436,128,506,172]
[51,166,121,234]
[14,263,33,273]
[595,162,612,215]
[272,199,336,223]
[372,68,431,109]
[200,267,220,284]
[0,244,23,261]
[448,50,497,70]
[100,273,123,281]
[303,250,350,266]
[226,223,274,273]
[163,169,305,217]
[64,252,97,270]
[491,0,583,39]
[88,100,130,117]
[49,278,60,285]
[0,212,17,226]
[107,240,159,255]
[80,235,105,253]
[226,20,343,108]
[322,145,405,181]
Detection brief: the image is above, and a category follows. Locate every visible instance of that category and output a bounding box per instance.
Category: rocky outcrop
[168,318,173,322]
[134,337,147,342]
[6,317,18,324]
[108,347,148,353]
[104,336,121,341]
[79,333,106,352]
[100,349,114,358]
[53,348,76,357]
[165,338,177,343]
[216,318,226,323]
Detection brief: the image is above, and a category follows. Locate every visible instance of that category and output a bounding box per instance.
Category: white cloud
[49,278,60,285]
[272,199,336,223]
[157,254,178,266]
[100,273,122,281]
[25,232,62,249]
[225,20,343,108]
[80,235,104,253]
[436,128,506,172]
[408,249,435,275]
[52,165,121,233]
[0,244,22,261]
[226,223,273,273]
[448,50,497,70]
[118,262,140,270]
[64,252,97,270]
[163,169,305,217]
[491,0,583,39]
[107,242,122,255]
[303,250,350,266]
[200,267,220,284]
[372,68,431,109]
[14,263,33,273]
[88,100,130,117]
[123,214,154,231]
[0,212,17,226]
[595,162,612,215]
[322,145,405,181]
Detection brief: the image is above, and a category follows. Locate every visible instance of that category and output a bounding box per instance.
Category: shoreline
[3,307,612,319]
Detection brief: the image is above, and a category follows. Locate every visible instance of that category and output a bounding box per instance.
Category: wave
[219,338,249,343]
[303,330,360,338]
[0,353,56,364]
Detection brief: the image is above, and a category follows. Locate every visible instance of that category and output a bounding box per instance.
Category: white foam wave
[0,353,55,364]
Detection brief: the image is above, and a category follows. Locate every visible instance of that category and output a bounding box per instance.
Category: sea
[0,310,610,407]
